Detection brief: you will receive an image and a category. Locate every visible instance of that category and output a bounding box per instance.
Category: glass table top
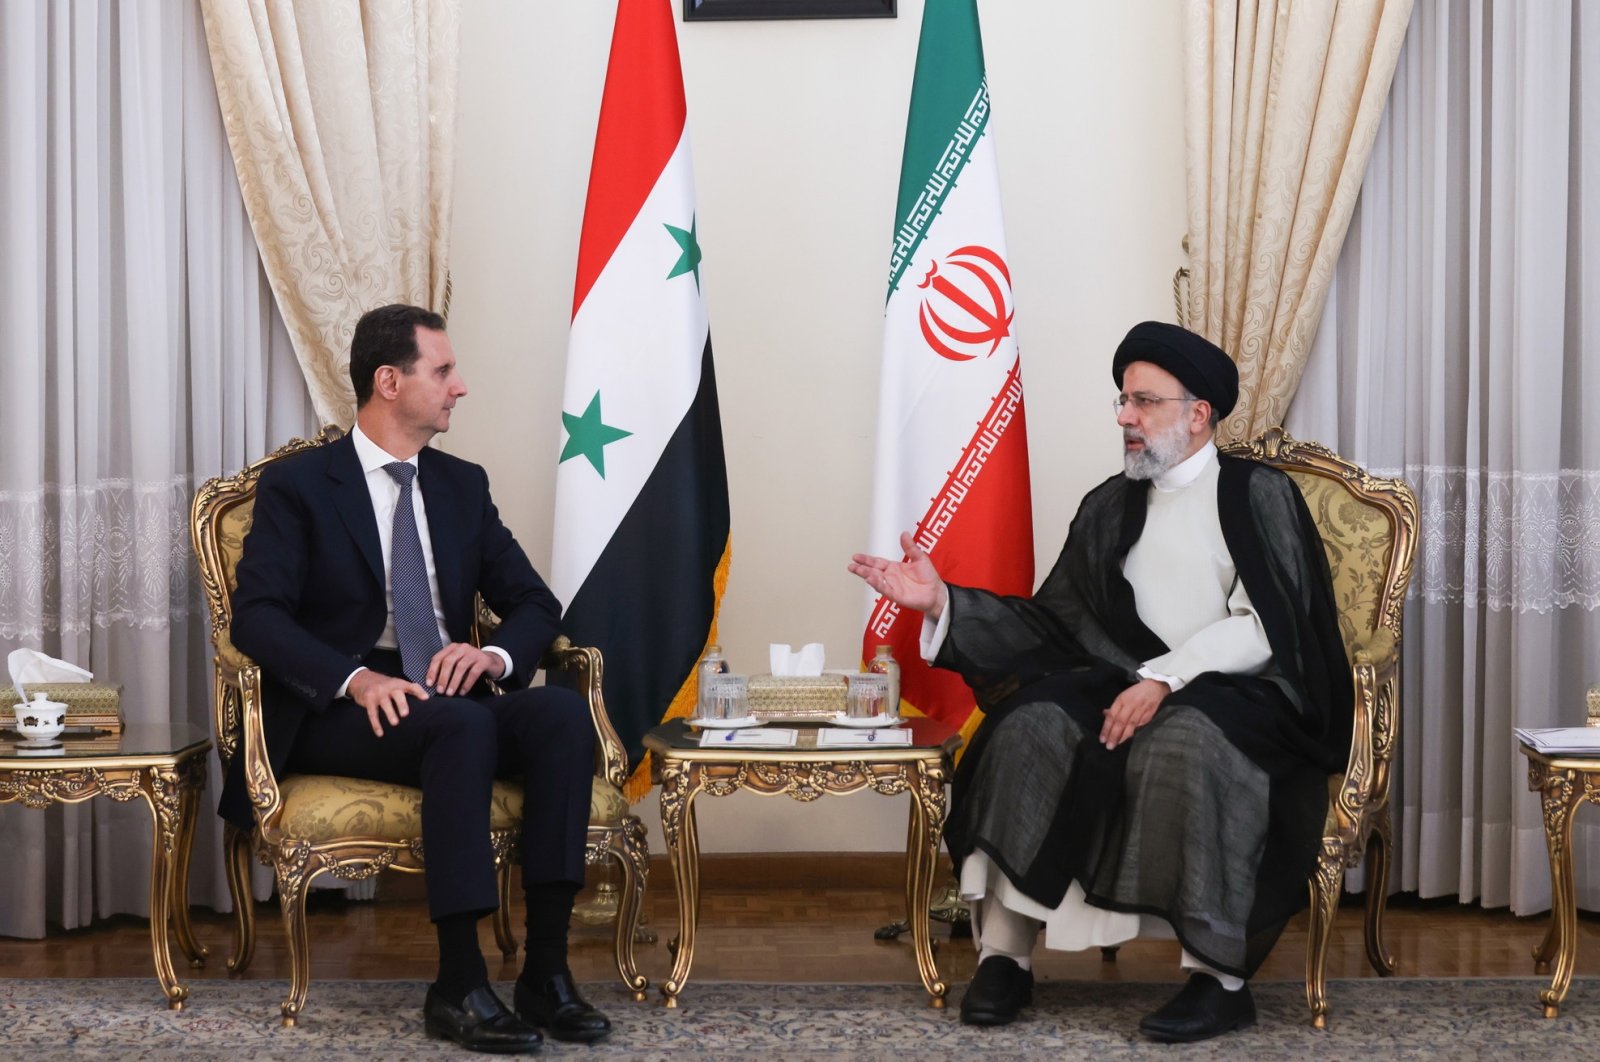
[644,715,960,756]
[0,722,211,763]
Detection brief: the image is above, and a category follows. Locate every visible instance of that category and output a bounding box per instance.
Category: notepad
[815,727,913,748]
[1515,727,1600,755]
[698,727,798,748]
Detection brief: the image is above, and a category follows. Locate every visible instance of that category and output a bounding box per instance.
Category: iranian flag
[862,0,1033,744]
[552,0,729,795]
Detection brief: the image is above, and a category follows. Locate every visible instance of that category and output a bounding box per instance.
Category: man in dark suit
[222,303,609,1052]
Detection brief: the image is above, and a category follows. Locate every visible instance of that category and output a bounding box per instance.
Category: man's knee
[419,696,497,746]
[507,685,594,754]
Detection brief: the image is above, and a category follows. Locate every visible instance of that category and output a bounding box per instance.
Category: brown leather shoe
[514,974,613,1044]
[423,984,543,1054]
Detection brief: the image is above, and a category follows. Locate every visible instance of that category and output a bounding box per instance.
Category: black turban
[1111,321,1238,416]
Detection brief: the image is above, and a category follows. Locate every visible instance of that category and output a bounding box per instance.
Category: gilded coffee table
[643,716,961,1007]
[1520,740,1600,1017]
[0,722,211,1008]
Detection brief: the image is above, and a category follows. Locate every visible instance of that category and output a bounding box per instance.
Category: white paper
[816,727,913,747]
[769,643,825,676]
[1515,727,1600,754]
[698,727,799,748]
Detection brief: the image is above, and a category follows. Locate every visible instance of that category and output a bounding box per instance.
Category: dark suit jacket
[217,433,562,828]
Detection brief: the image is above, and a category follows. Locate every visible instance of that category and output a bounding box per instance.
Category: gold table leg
[905,758,949,1007]
[1533,766,1581,1018]
[169,756,209,966]
[141,765,190,1010]
[659,760,702,1008]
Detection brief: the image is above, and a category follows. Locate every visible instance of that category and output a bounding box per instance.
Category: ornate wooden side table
[643,716,961,1008]
[1521,741,1600,1017]
[0,723,211,1008]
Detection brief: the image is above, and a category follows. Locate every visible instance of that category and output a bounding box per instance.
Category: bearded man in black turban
[849,322,1350,1043]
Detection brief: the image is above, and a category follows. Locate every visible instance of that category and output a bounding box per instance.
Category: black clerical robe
[938,454,1351,977]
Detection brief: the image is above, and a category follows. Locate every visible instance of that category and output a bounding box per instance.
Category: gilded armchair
[1220,427,1418,1028]
[191,427,650,1025]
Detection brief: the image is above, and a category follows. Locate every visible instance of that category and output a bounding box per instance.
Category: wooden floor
[1,856,1592,990]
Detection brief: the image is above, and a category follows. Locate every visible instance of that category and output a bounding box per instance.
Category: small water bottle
[867,645,901,718]
[695,644,729,718]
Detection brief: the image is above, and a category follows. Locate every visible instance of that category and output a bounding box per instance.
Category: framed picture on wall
[684,0,895,21]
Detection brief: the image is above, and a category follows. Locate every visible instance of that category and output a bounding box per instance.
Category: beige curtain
[198,0,461,426]
[1183,0,1412,442]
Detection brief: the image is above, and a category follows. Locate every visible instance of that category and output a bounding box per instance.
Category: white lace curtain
[0,0,315,936]
[1288,0,1600,913]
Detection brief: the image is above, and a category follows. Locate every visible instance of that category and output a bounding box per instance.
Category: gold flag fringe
[622,534,732,805]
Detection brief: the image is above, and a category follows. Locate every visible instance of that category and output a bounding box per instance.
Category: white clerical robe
[923,441,1275,953]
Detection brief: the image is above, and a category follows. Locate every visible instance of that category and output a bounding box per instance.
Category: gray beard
[1122,422,1192,480]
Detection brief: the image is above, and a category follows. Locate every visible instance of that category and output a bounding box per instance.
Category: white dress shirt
[337,425,510,697]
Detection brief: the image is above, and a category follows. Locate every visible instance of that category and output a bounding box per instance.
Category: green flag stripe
[886,79,991,299]
[886,0,989,298]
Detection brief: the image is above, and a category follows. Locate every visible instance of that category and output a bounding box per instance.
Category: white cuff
[336,666,367,700]
[1137,664,1186,694]
[920,590,952,663]
[483,645,514,682]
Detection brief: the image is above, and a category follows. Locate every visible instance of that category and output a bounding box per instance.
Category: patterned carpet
[2,976,1595,1058]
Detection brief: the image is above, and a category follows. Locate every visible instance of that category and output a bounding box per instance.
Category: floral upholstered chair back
[1223,427,1416,663]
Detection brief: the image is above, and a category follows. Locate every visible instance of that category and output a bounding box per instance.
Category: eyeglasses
[1111,392,1193,415]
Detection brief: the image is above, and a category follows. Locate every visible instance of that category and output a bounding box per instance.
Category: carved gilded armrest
[1351,628,1397,672]
[1329,627,1401,851]
[236,664,287,838]
[541,636,629,791]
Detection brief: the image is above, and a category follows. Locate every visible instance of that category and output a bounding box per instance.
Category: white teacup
[14,696,67,742]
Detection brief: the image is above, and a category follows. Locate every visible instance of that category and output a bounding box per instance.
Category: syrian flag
[862,0,1033,745]
[552,0,729,797]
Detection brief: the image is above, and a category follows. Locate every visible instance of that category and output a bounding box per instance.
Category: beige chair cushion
[277,774,629,843]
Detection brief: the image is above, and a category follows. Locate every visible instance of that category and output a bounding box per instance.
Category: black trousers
[287,658,594,922]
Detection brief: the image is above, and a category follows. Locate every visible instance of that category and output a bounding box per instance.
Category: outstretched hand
[848,531,948,620]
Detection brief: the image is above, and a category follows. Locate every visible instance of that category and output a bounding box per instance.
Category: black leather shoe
[423,984,543,1054]
[1138,973,1256,1043]
[514,973,613,1044]
[958,956,1034,1026]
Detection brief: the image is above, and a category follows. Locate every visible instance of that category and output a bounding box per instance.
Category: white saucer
[831,713,901,728]
[689,715,761,730]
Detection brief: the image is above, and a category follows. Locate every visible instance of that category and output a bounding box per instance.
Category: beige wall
[444,0,1186,851]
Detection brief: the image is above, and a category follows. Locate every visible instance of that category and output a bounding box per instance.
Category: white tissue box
[748,675,848,722]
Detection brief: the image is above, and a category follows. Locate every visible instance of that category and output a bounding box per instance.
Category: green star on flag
[560,391,632,477]
[664,216,702,289]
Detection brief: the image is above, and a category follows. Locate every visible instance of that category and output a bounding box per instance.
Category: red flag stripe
[571,0,687,320]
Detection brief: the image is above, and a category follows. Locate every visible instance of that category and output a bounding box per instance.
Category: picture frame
[683,0,895,22]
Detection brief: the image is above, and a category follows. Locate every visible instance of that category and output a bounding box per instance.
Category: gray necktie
[383,462,443,690]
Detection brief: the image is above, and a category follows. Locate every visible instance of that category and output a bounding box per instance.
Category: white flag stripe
[868,131,1018,564]
[551,132,708,607]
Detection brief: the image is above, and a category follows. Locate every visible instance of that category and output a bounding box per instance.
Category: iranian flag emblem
[862,0,1033,745]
